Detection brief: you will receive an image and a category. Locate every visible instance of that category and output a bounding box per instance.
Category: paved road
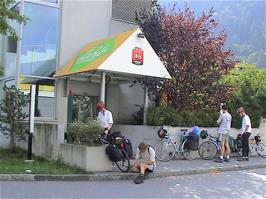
[1,168,265,199]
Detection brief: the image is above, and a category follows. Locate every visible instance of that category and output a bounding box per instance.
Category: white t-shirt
[217,110,232,134]
[97,109,113,129]
[135,146,156,171]
[241,115,251,134]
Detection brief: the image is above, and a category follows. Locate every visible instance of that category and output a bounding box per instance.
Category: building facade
[0,0,154,126]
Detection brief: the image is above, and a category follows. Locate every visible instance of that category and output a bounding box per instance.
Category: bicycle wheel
[181,139,196,160]
[256,143,266,158]
[198,141,218,160]
[115,148,130,172]
[155,140,176,161]
[236,141,243,157]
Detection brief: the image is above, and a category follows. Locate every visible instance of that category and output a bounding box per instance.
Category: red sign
[132,47,144,65]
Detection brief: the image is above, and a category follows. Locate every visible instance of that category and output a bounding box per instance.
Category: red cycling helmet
[96,101,105,110]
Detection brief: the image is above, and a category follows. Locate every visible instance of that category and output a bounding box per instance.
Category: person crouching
[131,142,156,184]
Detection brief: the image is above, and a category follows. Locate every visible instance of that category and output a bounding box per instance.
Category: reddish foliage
[136,4,238,111]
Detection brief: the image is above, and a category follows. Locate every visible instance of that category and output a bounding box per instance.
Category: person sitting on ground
[131,142,156,184]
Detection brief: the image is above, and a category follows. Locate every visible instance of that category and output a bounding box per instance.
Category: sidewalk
[0,156,265,181]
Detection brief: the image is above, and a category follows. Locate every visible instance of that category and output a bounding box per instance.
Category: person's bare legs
[139,162,150,175]
[225,140,231,160]
[220,140,225,158]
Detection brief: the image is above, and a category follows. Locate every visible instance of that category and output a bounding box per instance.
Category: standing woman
[237,107,252,161]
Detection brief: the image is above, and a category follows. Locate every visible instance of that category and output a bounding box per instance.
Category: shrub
[0,85,29,150]
[147,105,218,127]
[67,118,103,145]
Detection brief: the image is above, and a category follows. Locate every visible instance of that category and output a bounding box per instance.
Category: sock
[226,155,229,159]
[220,156,223,160]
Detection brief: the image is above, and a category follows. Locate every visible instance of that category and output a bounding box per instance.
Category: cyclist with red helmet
[96,101,113,138]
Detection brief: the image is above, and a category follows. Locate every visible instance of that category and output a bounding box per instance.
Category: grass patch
[0,148,88,174]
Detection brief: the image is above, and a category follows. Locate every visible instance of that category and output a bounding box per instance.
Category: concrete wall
[112,122,266,155]
[1,119,265,159]
[58,0,112,67]
[59,144,112,172]
[17,119,64,159]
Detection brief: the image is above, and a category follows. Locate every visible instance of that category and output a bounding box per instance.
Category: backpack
[123,138,133,158]
[105,144,123,162]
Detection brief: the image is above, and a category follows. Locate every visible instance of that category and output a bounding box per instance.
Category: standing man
[215,104,232,162]
[96,101,113,138]
[237,107,251,161]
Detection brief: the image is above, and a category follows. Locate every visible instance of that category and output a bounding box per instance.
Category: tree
[221,63,266,128]
[0,0,27,38]
[136,3,238,111]
[0,85,29,150]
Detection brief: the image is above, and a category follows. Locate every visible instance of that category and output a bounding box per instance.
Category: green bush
[67,118,103,145]
[221,63,266,128]
[147,105,218,127]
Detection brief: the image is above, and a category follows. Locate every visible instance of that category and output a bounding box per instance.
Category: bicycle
[97,133,130,172]
[236,133,266,158]
[154,128,197,161]
[198,132,221,160]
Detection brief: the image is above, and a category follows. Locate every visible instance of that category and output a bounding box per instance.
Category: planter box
[59,143,112,172]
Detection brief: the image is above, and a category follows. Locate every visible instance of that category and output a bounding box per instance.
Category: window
[4,3,20,78]
[72,95,99,121]
[20,2,59,77]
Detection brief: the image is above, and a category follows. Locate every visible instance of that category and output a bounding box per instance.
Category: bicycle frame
[162,130,190,154]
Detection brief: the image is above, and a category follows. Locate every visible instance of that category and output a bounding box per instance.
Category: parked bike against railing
[97,133,130,172]
[236,133,266,158]
[154,127,198,161]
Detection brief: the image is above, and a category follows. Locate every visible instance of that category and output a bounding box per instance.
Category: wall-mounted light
[137,33,145,38]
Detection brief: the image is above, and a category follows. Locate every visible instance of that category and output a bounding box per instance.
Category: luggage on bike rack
[108,131,133,158]
[108,131,124,144]
[186,134,199,150]
[123,138,133,158]
[229,136,237,152]
[105,144,123,162]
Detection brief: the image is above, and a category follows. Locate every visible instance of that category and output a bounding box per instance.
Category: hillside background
[158,0,266,68]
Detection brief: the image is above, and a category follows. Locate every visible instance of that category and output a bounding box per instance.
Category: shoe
[214,158,224,163]
[134,175,144,184]
[245,157,249,161]
[237,157,246,161]
[144,171,150,179]
[224,158,230,162]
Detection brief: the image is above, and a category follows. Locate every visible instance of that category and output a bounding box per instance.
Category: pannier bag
[105,144,123,162]
[228,135,236,152]
[186,135,199,150]
[108,131,124,144]
[123,138,133,158]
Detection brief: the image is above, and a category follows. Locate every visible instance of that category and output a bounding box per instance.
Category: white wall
[58,0,112,67]
[56,1,152,125]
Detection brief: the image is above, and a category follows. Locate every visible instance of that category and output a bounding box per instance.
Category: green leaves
[222,63,266,128]
[67,118,103,145]
[0,0,27,38]
[0,85,29,149]
[136,3,237,111]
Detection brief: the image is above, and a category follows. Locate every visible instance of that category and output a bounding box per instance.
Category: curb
[1,164,265,181]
